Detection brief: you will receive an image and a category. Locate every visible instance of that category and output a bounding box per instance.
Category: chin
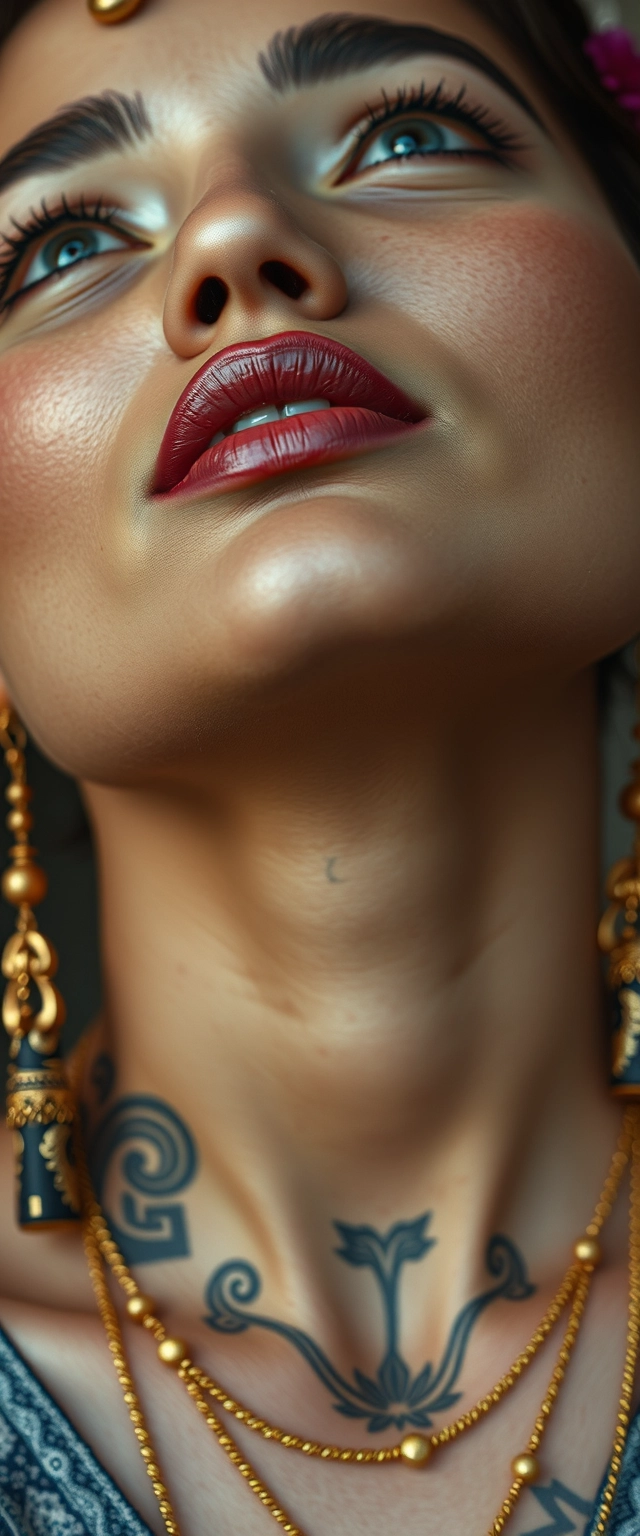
[199,488,447,682]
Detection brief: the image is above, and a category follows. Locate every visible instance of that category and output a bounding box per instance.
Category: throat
[81,669,618,1322]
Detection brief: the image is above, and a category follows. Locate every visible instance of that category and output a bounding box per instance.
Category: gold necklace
[76,1104,640,1536]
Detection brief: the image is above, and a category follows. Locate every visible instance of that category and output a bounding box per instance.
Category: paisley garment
[0,1324,151,1536]
[0,1318,639,1535]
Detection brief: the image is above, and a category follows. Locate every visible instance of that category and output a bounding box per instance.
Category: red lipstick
[154,332,426,498]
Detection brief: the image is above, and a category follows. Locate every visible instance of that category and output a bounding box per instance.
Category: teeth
[231,405,281,434]
[281,399,331,418]
[208,399,331,448]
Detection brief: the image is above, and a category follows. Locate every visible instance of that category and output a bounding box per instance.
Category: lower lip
[156,406,422,500]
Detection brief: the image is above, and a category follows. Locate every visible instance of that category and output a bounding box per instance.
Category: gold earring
[599,644,640,1096]
[0,710,80,1229]
[88,0,146,22]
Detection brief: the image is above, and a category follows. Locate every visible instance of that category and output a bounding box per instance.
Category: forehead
[0,0,549,150]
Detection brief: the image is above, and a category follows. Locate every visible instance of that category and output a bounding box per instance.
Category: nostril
[260,261,309,301]
[194,276,228,326]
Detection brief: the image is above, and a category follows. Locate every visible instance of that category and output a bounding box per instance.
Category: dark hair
[3,0,640,258]
[0,0,41,47]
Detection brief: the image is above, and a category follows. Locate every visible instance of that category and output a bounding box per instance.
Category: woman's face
[0,0,638,778]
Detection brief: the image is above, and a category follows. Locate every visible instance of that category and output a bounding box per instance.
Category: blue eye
[339,83,525,185]
[20,222,131,293]
[45,229,102,269]
[389,129,443,156]
[357,116,475,171]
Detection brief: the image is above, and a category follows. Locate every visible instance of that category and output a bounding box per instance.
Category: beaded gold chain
[76,1103,640,1536]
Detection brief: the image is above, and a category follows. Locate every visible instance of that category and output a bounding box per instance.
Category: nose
[163,178,348,358]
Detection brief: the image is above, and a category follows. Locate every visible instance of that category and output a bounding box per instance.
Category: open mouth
[153,332,427,498]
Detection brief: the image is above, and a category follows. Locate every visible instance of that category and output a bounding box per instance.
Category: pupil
[58,237,89,268]
[391,132,420,157]
[44,230,97,272]
[387,121,445,158]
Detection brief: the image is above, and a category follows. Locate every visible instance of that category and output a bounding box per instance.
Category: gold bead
[512,1452,540,1484]
[27,1027,58,1054]
[6,808,33,834]
[399,1433,433,1468]
[574,1236,602,1267]
[5,783,31,805]
[126,1293,155,1322]
[157,1337,188,1367]
[88,0,145,21]
[1,862,47,907]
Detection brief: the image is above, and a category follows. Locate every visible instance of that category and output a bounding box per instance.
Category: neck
[82,663,619,1325]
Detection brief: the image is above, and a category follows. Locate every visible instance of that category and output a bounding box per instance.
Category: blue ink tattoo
[89,1095,198,1265]
[90,1051,115,1107]
[521,1480,594,1536]
[203,1213,534,1432]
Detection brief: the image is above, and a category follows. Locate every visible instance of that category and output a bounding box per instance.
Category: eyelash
[0,85,524,309]
[0,194,126,310]
[345,80,526,172]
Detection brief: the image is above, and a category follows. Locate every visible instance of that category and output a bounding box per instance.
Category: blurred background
[1,0,640,1059]
[587,0,640,24]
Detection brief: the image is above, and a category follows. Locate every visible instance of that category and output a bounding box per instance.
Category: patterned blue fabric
[595,1408,640,1535]
[1,1315,640,1535]
[0,1324,152,1535]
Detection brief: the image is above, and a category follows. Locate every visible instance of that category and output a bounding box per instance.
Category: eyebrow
[0,91,152,197]
[259,13,544,128]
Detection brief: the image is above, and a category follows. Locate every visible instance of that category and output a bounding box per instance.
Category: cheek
[0,306,162,641]
[370,203,640,435]
[359,204,640,655]
[0,306,162,751]
[456,213,640,627]
[442,209,640,425]
[0,320,149,551]
[0,348,101,575]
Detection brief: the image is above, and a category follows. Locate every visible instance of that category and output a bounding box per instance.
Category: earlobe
[0,674,12,713]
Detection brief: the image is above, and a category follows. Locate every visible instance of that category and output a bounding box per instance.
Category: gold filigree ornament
[88,0,146,22]
[39,1123,80,1213]
[599,645,640,1096]
[0,708,80,1228]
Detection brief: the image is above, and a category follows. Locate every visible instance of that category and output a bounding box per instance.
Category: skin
[0,0,639,1532]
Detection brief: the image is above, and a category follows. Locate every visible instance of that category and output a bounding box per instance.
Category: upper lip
[153,331,425,494]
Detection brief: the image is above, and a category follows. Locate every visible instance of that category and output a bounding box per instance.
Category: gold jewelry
[1,710,80,1228]
[88,0,146,23]
[75,1102,640,1536]
[599,642,640,1093]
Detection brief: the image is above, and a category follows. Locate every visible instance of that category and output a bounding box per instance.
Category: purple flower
[585,29,640,126]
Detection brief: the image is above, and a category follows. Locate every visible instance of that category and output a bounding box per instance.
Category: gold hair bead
[157,1337,188,1367]
[574,1236,602,1267]
[399,1433,433,1468]
[511,1452,540,1484]
[88,0,145,22]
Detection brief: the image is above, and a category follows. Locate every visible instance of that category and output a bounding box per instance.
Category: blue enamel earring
[599,654,640,1096]
[1,710,80,1228]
